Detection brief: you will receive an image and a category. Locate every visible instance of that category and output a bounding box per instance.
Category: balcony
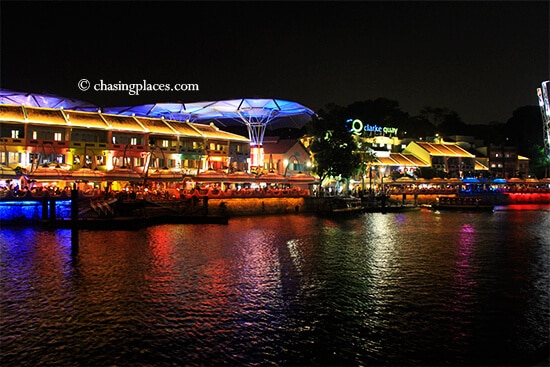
[28,139,69,148]
[0,137,24,145]
[71,141,108,149]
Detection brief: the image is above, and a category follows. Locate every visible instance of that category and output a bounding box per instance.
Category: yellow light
[250,146,264,167]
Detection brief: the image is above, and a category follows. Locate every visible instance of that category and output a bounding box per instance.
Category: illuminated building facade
[0,104,251,178]
[261,136,313,176]
[403,141,477,178]
[0,90,316,179]
[475,144,529,179]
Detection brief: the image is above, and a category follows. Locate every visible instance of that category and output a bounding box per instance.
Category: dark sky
[1,1,548,124]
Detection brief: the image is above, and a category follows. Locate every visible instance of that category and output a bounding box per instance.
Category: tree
[308,104,362,188]
[419,106,467,136]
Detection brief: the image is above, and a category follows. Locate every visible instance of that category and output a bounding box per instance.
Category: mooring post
[41,198,49,220]
[71,183,79,254]
[49,198,56,222]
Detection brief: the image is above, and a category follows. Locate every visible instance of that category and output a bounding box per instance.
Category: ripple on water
[1,211,548,366]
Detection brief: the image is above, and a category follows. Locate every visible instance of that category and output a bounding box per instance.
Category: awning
[71,168,106,181]
[0,165,18,180]
[105,168,143,182]
[146,169,184,182]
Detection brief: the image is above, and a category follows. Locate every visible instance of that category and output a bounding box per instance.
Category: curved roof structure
[1,89,316,146]
[0,88,97,110]
[95,99,314,123]
[100,99,316,146]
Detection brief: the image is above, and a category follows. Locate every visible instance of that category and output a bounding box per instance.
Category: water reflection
[1,211,548,366]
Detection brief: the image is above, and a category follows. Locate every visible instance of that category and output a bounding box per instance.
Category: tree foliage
[308,104,361,183]
[304,98,546,179]
[419,106,467,136]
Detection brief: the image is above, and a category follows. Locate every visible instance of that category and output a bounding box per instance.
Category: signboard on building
[346,119,398,137]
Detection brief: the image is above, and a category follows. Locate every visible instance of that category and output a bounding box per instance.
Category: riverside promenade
[2,186,550,230]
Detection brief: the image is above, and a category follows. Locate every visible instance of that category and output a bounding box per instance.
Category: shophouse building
[0,104,250,178]
[261,136,313,176]
[475,143,529,178]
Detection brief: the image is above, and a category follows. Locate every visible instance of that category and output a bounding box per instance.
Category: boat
[429,196,494,212]
[316,197,365,217]
[362,204,420,213]
[361,194,420,213]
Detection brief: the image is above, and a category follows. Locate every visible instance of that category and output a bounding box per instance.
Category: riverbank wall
[203,197,311,216]
[1,192,549,222]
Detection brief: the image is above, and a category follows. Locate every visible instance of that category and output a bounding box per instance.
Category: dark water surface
[1,208,549,366]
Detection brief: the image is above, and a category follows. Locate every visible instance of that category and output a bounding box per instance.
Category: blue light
[0,200,71,221]
[0,89,96,109]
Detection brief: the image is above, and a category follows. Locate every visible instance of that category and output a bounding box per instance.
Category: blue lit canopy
[1,90,316,146]
[98,99,316,146]
[0,89,97,109]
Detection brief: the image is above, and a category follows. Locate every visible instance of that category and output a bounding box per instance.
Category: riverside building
[0,90,320,192]
[0,103,250,190]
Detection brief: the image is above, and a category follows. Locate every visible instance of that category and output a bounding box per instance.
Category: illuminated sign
[347,119,398,136]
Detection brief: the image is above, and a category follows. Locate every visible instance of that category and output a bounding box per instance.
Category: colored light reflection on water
[1,210,548,366]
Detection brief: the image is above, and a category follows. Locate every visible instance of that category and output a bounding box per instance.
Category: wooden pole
[71,183,79,254]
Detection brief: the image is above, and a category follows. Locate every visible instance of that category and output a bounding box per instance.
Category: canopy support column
[237,109,277,168]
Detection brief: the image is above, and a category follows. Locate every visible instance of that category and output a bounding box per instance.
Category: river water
[1,206,549,366]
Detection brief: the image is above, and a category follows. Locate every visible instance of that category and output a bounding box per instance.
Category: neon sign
[347,119,398,136]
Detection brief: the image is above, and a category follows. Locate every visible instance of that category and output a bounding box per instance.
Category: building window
[9,152,22,164]
[11,130,19,138]
[131,137,137,145]
[32,131,38,140]
[54,132,62,141]
[161,140,169,148]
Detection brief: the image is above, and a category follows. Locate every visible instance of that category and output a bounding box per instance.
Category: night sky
[1,1,548,125]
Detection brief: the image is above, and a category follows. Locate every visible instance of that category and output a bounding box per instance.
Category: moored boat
[363,204,420,213]
[429,196,494,212]
[316,197,364,217]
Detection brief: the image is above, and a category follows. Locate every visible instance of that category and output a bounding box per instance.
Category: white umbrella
[257,171,287,184]
[194,169,227,183]
[0,165,17,180]
[105,168,143,182]
[288,172,318,184]
[70,168,106,181]
[146,169,184,182]
[27,167,71,181]
[226,171,255,183]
